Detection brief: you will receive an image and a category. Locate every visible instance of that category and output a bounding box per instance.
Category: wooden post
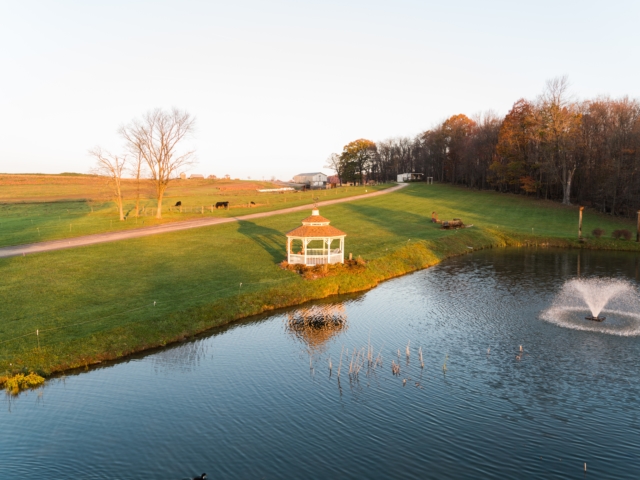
[579,206,584,240]
[637,210,640,242]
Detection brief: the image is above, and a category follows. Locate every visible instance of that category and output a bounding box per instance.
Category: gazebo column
[304,238,308,265]
[325,237,329,264]
[340,237,344,263]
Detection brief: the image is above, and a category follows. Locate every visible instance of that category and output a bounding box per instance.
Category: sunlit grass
[0,176,388,247]
[1,182,638,380]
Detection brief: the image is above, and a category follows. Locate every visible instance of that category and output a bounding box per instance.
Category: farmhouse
[286,209,346,266]
[293,172,328,188]
[397,172,423,183]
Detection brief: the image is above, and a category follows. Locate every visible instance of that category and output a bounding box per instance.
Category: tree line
[328,77,640,217]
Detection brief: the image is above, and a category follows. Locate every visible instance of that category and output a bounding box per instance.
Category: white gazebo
[286,209,346,266]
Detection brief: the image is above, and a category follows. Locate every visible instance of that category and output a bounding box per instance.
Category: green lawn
[0,184,388,248]
[2,183,638,378]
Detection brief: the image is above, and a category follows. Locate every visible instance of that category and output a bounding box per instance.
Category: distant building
[179,172,187,180]
[190,174,204,179]
[293,172,328,188]
[397,173,423,183]
[327,175,340,188]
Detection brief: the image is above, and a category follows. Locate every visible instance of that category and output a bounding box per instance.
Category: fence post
[578,206,584,240]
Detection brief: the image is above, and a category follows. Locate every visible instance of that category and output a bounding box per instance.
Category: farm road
[0,183,408,258]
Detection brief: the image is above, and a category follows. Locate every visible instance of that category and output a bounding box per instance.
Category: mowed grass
[0,174,388,247]
[2,183,638,376]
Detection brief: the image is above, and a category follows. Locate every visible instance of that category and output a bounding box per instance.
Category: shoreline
[4,225,640,392]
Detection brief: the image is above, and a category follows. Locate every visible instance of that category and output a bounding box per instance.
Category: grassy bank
[0,174,387,247]
[2,183,639,385]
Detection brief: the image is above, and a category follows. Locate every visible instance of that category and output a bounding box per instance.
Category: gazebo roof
[301,214,330,225]
[286,225,346,238]
[286,209,346,238]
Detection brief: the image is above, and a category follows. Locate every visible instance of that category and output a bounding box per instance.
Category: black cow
[174,201,182,207]
[215,201,229,209]
[250,201,256,207]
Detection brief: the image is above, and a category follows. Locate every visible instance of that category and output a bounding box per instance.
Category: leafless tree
[120,108,196,218]
[128,151,145,217]
[89,147,128,221]
[324,153,342,184]
[538,76,580,204]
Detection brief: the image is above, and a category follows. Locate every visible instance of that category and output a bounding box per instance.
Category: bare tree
[89,147,128,221]
[129,151,145,217]
[538,76,580,205]
[324,153,342,184]
[120,108,196,218]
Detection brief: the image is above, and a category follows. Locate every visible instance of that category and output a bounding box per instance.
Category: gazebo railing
[289,249,343,266]
[304,248,342,256]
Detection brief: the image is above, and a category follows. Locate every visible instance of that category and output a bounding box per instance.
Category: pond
[3,248,640,479]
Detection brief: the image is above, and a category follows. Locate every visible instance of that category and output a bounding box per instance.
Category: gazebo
[286,209,346,266]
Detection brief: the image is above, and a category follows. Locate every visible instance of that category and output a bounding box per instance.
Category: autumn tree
[492,99,538,193]
[441,114,476,184]
[120,108,196,218]
[340,139,377,185]
[89,147,127,221]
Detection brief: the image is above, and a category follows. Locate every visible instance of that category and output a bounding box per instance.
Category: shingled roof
[286,209,346,238]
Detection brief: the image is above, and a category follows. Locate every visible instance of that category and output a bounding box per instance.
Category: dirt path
[0,183,409,258]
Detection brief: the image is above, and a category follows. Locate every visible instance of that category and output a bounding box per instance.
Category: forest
[329,78,640,218]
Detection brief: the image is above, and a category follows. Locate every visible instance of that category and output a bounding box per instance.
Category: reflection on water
[286,304,348,352]
[3,248,640,480]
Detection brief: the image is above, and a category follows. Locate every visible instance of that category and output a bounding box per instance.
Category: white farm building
[397,172,423,183]
[293,172,328,187]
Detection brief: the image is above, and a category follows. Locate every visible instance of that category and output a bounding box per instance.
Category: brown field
[0,174,389,247]
[0,174,277,203]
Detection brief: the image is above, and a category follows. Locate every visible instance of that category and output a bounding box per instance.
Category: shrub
[592,228,605,238]
[612,229,631,240]
[4,372,45,395]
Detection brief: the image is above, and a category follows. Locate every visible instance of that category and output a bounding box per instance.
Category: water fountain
[541,278,640,335]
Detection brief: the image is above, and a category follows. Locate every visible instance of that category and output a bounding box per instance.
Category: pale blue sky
[1,1,638,180]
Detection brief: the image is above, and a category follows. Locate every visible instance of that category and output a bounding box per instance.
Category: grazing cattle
[215,201,229,209]
[250,201,256,207]
[174,201,182,207]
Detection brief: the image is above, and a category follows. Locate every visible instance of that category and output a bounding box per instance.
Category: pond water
[3,248,640,479]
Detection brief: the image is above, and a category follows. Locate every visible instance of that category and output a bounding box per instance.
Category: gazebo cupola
[286,209,346,266]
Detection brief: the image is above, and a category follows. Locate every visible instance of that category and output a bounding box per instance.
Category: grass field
[0,174,387,247]
[2,183,639,381]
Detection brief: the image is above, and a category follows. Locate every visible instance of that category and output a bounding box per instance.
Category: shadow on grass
[341,202,438,240]
[237,220,286,263]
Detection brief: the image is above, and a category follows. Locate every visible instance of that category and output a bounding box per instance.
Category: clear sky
[1,0,638,180]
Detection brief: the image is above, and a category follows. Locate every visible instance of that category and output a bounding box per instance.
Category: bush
[612,229,632,240]
[592,228,605,238]
[3,372,45,395]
